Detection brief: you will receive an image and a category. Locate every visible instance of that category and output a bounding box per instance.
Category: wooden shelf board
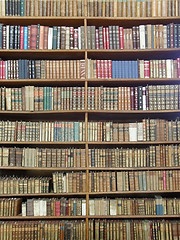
[89,190,180,196]
[0,167,87,171]
[0,216,86,220]
[0,193,86,197]
[88,141,180,145]
[88,167,180,171]
[88,215,180,219]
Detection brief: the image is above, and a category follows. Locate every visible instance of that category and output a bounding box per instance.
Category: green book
[53,26,57,50]
[36,24,40,49]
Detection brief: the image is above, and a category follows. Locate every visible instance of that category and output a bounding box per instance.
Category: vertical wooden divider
[84,11,89,239]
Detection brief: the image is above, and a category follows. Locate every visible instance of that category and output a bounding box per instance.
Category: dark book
[138,86,143,110]
[169,23,174,48]
[174,24,178,48]
[5,0,9,15]
[53,26,57,49]
[9,25,14,49]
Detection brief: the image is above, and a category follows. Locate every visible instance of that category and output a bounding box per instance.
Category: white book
[89,199,95,215]
[78,27,81,49]
[30,86,34,111]
[40,200,47,216]
[2,148,9,166]
[163,26,167,48]
[25,86,29,111]
[137,122,143,141]
[139,60,144,78]
[82,199,86,216]
[110,199,117,216]
[48,27,53,49]
[6,25,9,49]
[1,0,5,16]
[65,27,70,49]
[63,174,67,192]
[22,202,27,216]
[166,59,172,78]
[129,123,137,142]
[139,25,146,49]
[162,0,167,16]
[142,87,146,110]
[34,200,40,216]
[5,88,11,111]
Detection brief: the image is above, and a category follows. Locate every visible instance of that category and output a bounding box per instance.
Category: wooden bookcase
[0,2,180,239]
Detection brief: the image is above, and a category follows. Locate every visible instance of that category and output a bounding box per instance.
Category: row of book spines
[0,25,85,50]
[87,85,180,111]
[1,197,180,217]
[0,0,180,17]
[89,145,180,168]
[0,59,86,80]
[52,172,86,194]
[88,59,180,79]
[0,147,86,168]
[87,0,180,18]
[88,24,180,50]
[22,198,86,217]
[0,198,21,216]
[89,219,179,240]
[0,0,85,17]
[1,86,85,111]
[2,84,180,112]
[0,220,86,240]
[89,197,180,216]
[0,119,180,142]
[0,176,50,195]
[0,121,85,142]
[0,144,179,168]
[87,119,180,142]
[89,170,180,192]
[0,58,179,80]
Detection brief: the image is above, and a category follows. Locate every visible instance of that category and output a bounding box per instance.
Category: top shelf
[0,16,180,26]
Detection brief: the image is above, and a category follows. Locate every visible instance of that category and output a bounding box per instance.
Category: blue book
[43,87,47,111]
[121,61,125,78]
[24,60,28,79]
[20,0,25,16]
[54,122,57,141]
[125,61,129,78]
[118,61,121,79]
[151,25,154,49]
[74,122,79,141]
[129,61,135,78]
[22,60,25,79]
[112,61,115,78]
[115,61,119,79]
[49,87,52,111]
[18,60,22,79]
[23,26,28,50]
[135,61,138,78]
[46,87,50,110]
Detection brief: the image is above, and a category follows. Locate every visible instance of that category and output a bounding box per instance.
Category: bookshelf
[0,0,180,239]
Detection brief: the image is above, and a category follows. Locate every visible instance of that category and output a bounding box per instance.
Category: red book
[103,27,107,49]
[2,61,5,79]
[108,60,112,79]
[0,61,2,79]
[134,86,138,110]
[130,87,135,110]
[144,60,150,78]
[44,26,49,50]
[101,60,105,78]
[55,200,60,216]
[119,27,124,49]
[39,25,45,50]
[95,29,99,49]
[104,60,108,78]
[163,171,166,190]
[30,25,38,50]
[96,60,101,78]
[20,26,24,49]
[177,58,180,78]
[106,27,110,49]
